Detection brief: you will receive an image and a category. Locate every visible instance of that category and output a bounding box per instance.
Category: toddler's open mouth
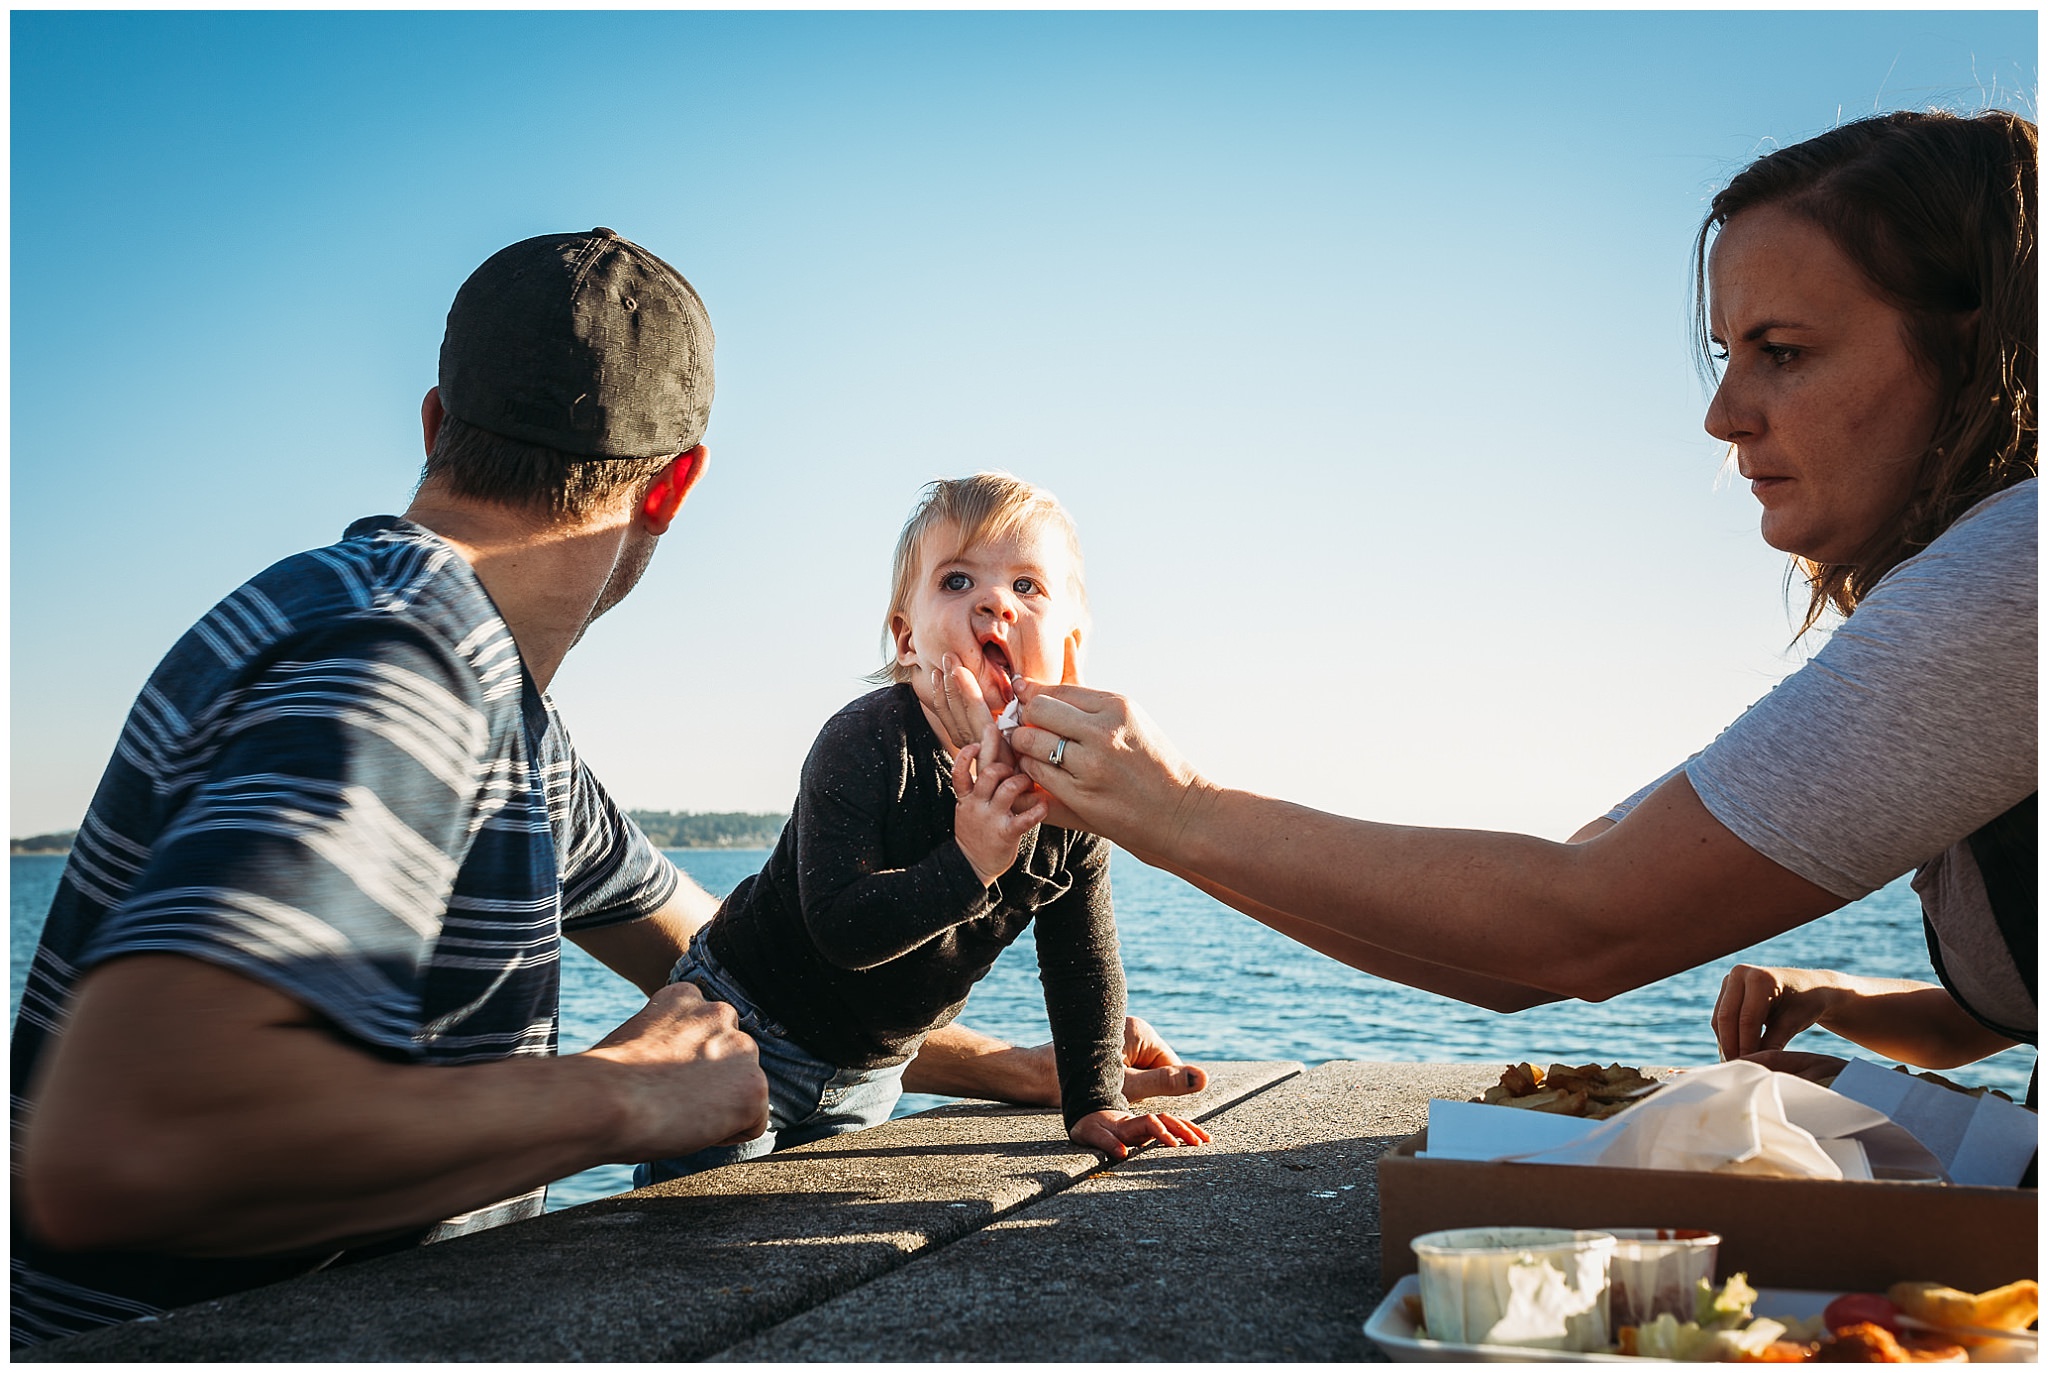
[979,637,1024,737]
[979,637,1016,706]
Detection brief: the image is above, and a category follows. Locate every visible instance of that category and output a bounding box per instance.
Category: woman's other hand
[1712,964,1850,1060]
[1008,681,1213,853]
[1713,965,2018,1070]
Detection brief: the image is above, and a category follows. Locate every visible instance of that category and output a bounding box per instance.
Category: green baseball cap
[438,228,714,459]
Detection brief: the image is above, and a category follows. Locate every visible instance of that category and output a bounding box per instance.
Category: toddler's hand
[1069,1108,1211,1160]
[921,654,997,751]
[952,728,1047,887]
[975,704,1025,779]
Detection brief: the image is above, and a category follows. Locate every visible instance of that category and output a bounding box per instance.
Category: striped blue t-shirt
[11,516,679,1348]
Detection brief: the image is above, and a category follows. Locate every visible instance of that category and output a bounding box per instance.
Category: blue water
[10,850,2035,1211]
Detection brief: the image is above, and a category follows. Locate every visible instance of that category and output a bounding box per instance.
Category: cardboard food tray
[1378,1128,2036,1293]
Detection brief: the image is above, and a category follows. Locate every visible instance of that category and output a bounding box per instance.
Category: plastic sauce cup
[1602,1229,1721,1329]
[1411,1227,1616,1352]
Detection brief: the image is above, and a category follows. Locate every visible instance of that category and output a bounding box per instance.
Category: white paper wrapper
[1495,1060,1942,1181]
[1830,1058,2038,1186]
[995,696,1021,737]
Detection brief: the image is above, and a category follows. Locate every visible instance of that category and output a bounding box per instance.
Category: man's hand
[1069,1108,1211,1161]
[581,981,769,1158]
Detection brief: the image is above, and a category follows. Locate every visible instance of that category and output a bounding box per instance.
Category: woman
[927,110,2037,1081]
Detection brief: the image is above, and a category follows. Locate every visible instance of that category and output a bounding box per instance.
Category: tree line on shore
[12,810,788,856]
[626,811,787,849]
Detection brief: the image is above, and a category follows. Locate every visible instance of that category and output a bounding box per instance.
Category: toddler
[640,473,1207,1181]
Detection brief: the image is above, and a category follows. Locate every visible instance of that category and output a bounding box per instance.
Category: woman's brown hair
[1692,109,2037,635]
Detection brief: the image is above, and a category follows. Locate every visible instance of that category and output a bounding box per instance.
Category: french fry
[1470,1060,1662,1120]
[1498,1087,1590,1115]
[1494,1087,1570,1111]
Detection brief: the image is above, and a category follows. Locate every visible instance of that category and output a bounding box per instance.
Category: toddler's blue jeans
[634,931,906,1185]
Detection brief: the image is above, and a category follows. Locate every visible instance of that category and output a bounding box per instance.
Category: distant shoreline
[11,810,789,858]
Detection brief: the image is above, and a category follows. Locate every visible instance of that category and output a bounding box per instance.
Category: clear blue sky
[11,10,2037,839]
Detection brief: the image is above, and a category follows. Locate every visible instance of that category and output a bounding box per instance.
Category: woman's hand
[1712,964,1851,1060]
[1007,681,1214,853]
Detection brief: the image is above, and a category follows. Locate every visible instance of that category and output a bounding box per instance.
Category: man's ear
[890,612,919,669]
[640,445,709,534]
[421,387,446,456]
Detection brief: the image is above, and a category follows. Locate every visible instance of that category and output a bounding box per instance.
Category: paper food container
[1377,1127,2036,1293]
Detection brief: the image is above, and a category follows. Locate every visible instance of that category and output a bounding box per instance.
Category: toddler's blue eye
[1014,577,1041,596]
[941,572,972,592]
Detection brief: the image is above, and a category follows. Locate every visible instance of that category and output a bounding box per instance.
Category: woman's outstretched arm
[997,678,1843,1005]
[1142,863,1565,1012]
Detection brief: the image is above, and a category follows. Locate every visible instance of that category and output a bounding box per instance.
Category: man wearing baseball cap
[11,227,768,1345]
[11,229,1200,1348]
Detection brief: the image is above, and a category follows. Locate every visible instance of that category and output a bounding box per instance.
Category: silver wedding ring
[1047,737,1068,768]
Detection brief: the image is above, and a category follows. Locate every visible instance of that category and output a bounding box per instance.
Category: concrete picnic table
[20,1062,1503,1362]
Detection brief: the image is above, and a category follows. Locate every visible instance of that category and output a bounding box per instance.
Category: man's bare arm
[21,955,766,1257]
[570,870,721,996]
[908,1018,1207,1105]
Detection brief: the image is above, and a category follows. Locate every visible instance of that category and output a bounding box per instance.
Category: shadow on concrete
[21,1059,1376,1363]
[717,1058,1509,1361]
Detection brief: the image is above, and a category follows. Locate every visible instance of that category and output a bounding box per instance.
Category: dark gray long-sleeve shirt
[706,684,1127,1129]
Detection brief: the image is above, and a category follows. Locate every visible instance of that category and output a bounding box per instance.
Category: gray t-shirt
[1608,480,2037,1037]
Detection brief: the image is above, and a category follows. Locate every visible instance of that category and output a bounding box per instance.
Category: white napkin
[994,696,1021,737]
[1497,1060,1940,1181]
